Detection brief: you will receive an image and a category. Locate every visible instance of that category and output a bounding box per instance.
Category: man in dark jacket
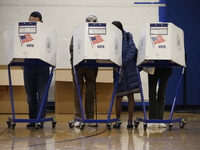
[24,11,49,128]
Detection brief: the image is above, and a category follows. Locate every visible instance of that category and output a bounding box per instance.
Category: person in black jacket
[112,21,139,129]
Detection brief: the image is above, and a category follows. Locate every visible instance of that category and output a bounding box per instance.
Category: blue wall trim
[134,0,166,4]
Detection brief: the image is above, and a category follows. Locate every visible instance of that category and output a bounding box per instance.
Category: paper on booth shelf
[137,22,185,67]
[4,21,57,66]
[143,67,155,75]
[73,22,122,66]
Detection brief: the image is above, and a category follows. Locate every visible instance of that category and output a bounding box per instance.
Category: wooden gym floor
[0,111,200,150]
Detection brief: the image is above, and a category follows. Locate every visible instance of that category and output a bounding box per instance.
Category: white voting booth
[73,22,122,66]
[69,22,122,130]
[4,21,56,66]
[3,21,57,130]
[137,22,185,67]
[134,22,186,131]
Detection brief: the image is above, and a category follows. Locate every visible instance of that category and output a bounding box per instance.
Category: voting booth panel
[3,22,57,129]
[69,23,122,130]
[4,21,56,66]
[73,23,122,66]
[137,22,185,67]
[134,22,186,131]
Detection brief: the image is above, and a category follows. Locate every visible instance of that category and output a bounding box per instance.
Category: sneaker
[74,127,81,133]
[159,123,167,128]
[74,121,81,127]
[88,123,98,127]
[26,123,35,128]
[158,128,166,133]
[148,123,158,128]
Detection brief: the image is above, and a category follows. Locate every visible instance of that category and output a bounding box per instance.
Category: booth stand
[134,22,186,131]
[135,62,186,131]
[7,61,56,130]
[4,21,57,130]
[69,62,121,130]
[68,22,122,130]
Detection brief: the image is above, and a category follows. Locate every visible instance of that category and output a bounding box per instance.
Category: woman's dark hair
[112,21,124,35]
[30,11,42,21]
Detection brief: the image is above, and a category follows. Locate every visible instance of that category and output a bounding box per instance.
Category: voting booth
[134,22,186,131]
[137,22,185,67]
[3,21,57,130]
[73,22,122,66]
[4,21,56,66]
[69,23,122,130]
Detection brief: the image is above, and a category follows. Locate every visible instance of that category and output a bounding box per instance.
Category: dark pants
[24,67,49,119]
[72,67,98,119]
[148,73,170,119]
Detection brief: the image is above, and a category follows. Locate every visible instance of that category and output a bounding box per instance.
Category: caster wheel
[79,123,85,130]
[169,124,173,131]
[11,123,16,130]
[179,121,186,129]
[7,121,11,128]
[134,120,139,128]
[107,123,112,130]
[107,126,111,130]
[143,123,147,130]
[52,121,57,128]
[35,124,40,130]
[68,121,74,128]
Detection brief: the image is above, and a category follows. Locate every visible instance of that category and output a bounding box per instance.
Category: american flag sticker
[90,35,104,47]
[19,34,34,46]
[151,35,165,45]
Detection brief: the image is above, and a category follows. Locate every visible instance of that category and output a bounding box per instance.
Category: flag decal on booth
[90,35,104,45]
[151,35,165,45]
[19,34,34,46]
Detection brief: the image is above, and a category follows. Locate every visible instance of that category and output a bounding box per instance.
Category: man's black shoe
[26,123,35,127]
[127,124,133,129]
